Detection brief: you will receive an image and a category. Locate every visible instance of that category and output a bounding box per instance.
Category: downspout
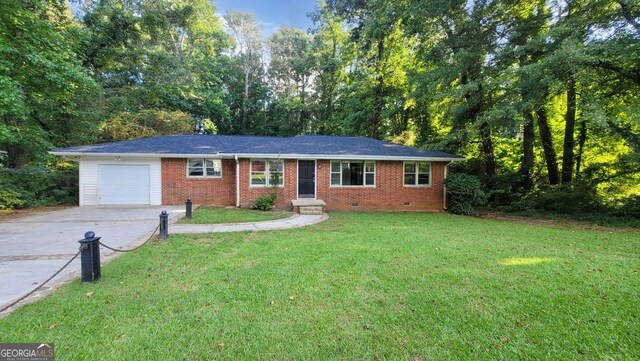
[443,161,452,210]
[235,155,240,208]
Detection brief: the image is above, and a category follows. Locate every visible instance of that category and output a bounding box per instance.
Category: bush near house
[251,193,278,211]
[445,173,487,215]
[0,163,78,210]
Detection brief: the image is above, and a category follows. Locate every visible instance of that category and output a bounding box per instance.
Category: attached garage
[78,157,162,206]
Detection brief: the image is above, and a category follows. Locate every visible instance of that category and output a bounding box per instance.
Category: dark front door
[298,160,315,198]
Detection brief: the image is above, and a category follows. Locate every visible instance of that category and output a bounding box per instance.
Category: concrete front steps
[291,199,326,215]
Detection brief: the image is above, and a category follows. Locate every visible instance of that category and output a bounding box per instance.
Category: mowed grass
[177,206,291,224]
[1,212,639,360]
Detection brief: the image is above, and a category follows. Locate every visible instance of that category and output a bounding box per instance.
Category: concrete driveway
[0,205,184,312]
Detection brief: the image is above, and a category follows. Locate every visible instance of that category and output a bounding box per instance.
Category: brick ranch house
[50,134,464,212]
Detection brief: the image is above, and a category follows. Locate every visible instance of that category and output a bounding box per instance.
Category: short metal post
[185,198,192,221]
[78,231,101,283]
[159,210,169,240]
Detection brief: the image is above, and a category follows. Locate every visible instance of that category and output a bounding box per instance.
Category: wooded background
[0,0,638,219]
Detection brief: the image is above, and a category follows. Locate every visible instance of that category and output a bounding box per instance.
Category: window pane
[251,172,266,185]
[418,173,430,185]
[365,161,374,173]
[268,160,284,186]
[206,168,218,177]
[350,162,363,185]
[404,162,415,173]
[269,160,283,172]
[418,162,429,174]
[252,161,266,172]
[341,162,351,185]
[204,160,220,177]
[188,159,203,168]
[331,161,341,172]
[269,170,283,186]
[251,160,266,185]
[189,168,203,176]
[188,158,204,176]
[365,173,374,185]
[404,174,416,186]
[331,173,341,185]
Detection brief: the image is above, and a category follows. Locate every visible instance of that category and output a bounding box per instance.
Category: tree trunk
[371,38,384,140]
[561,76,577,184]
[7,144,28,168]
[242,68,249,133]
[575,119,587,178]
[536,106,560,185]
[521,111,535,190]
[479,121,497,177]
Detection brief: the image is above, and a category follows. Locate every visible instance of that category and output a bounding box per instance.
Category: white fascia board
[49,152,233,159]
[49,151,465,162]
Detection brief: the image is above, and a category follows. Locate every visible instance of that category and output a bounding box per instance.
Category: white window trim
[186,158,223,178]
[403,161,432,187]
[329,160,376,188]
[250,159,285,187]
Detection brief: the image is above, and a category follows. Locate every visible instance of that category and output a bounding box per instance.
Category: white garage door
[99,164,150,205]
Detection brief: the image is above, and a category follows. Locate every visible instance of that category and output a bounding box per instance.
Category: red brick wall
[161,158,447,211]
[161,158,236,206]
[238,159,298,209]
[316,160,446,211]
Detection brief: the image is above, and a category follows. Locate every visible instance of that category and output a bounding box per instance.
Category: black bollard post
[186,198,192,222]
[78,231,101,283]
[159,210,169,240]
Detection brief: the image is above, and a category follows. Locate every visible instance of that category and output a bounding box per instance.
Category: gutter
[443,161,452,210]
[235,155,240,208]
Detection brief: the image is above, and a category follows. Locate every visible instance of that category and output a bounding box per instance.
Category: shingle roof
[51,134,464,160]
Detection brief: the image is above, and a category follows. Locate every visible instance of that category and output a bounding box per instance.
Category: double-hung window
[187,159,222,178]
[404,161,431,186]
[251,159,284,186]
[330,160,375,186]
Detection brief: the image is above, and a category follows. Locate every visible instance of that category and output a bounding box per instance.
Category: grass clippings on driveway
[1,212,638,360]
[177,206,291,224]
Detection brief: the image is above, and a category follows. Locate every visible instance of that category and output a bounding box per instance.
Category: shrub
[508,182,600,214]
[616,195,640,219]
[251,193,278,211]
[0,190,24,210]
[445,173,487,215]
[0,163,78,209]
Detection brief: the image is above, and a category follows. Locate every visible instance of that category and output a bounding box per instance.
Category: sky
[213,0,318,36]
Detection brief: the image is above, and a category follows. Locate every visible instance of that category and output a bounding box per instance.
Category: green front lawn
[1,212,638,359]
[177,206,291,224]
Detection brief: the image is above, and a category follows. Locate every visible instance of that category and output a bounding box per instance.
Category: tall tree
[267,27,314,134]
[309,5,355,134]
[82,0,229,137]
[224,11,264,134]
[0,0,98,167]
[326,0,408,140]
